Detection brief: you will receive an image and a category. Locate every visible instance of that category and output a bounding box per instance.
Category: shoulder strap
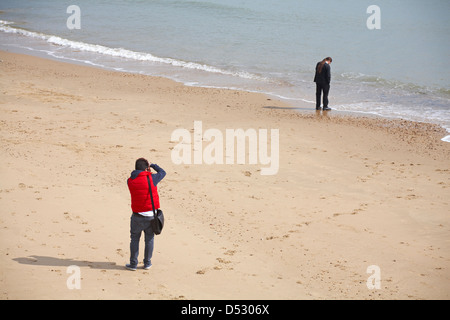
[146,175,157,215]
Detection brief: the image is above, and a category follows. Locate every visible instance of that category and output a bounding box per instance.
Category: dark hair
[318,57,332,73]
[135,157,149,171]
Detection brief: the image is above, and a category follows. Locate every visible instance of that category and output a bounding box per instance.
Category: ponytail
[318,57,332,73]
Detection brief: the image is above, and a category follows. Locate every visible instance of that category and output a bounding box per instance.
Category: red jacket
[127,170,160,213]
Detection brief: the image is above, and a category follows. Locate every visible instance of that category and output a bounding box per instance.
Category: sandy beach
[0,50,449,300]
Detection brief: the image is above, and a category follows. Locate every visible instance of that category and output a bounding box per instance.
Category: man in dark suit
[314,57,332,111]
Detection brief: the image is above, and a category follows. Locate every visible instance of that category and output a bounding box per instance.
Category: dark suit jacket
[314,62,331,85]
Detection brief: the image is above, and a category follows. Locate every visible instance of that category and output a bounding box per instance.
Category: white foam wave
[0,21,265,81]
[333,102,450,142]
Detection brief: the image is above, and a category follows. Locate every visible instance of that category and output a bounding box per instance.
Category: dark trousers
[130,213,155,267]
[315,82,330,109]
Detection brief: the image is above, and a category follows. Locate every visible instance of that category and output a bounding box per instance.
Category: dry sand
[0,50,449,300]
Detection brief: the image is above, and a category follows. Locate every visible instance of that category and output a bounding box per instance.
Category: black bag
[147,176,164,235]
[151,209,164,235]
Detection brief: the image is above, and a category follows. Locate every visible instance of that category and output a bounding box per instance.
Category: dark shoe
[143,264,152,270]
[323,107,332,111]
[125,264,137,271]
[316,107,322,111]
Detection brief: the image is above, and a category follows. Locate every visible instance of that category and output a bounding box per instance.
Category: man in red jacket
[126,157,166,271]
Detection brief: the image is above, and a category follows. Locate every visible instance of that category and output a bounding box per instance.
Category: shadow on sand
[263,105,331,118]
[263,106,306,110]
[13,255,124,270]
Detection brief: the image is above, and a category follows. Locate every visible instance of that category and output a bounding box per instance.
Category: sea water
[1,0,449,141]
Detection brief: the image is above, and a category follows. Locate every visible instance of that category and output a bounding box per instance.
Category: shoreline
[2,43,449,143]
[1,50,449,300]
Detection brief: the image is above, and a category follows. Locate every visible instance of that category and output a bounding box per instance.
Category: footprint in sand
[116,248,125,257]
